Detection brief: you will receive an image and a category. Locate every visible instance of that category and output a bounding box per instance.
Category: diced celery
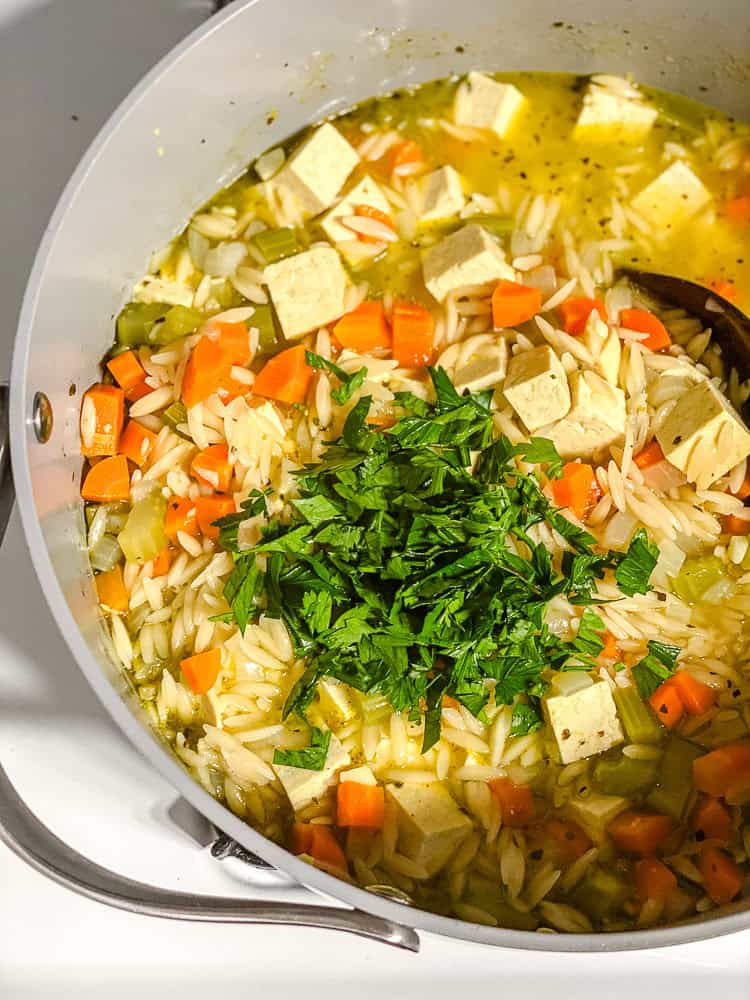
[671,555,727,605]
[212,280,244,310]
[646,735,703,821]
[360,692,392,725]
[84,503,98,529]
[572,865,630,921]
[614,686,663,745]
[127,603,152,634]
[118,492,168,564]
[472,214,514,238]
[649,89,707,133]
[592,751,659,798]
[150,305,204,345]
[250,304,280,354]
[162,400,187,432]
[116,302,170,346]
[89,534,123,572]
[251,226,299,264]
[465,875,539,930]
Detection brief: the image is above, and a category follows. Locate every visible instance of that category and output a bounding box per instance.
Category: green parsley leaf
[631,639,681,699]
[305,351,368,406]
[510,701,543,737]
[615,528,659,596]
[273,727,331,770]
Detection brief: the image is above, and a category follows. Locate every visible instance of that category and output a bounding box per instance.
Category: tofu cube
[419,166,465,222]
[273,734,350,813]
[271,123,359,217]
[583,312,622,386]
[503,345,571,432]
[387,782,472,876]
[546,369,626,461]
[422,224,515,302]
[655,379,750,489]
[264,246,347,340]
[574,84,658,143]
[544,682,624,765]
[452,334,508,394]
[319,175,393,258]
[566,792,629,843]
[453,72,526,139]
[631,161,712,232]
[340,765,377,786]
[317,677,357,725]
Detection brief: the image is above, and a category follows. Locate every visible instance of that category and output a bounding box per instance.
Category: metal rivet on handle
[32,392,53,443]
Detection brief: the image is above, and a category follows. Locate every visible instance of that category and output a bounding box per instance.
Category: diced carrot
[182,335,232,409]
[699,845,744,905]
[601,630,621,660]
[366,414,396,430]
[391,301,435,368]
[95,564,128,613]
[290,823,348,870]
[552,462,602,521]
[670,671,716,716]
[205,320,251,366]
[252,344,313,405]
[354,204,397,243]
[709,279,738,303]
[81,454,130,502]
[337,782,385,828]
[151,548,172,577]
[723,514,750,536]
[194,495,236,539]
[333,301,392,352]
[648,680,685,730]
[290,822,314,856]
[488,777,535,827]
[118,420,157,468]
[190,443,233,493]
[691,796,732,843]
[443,695,460,709]
[389,140,424,177]
[180,648,222,694]
[732,472,750,501]
[559,296,607,336]
[607,811,674,855]
[164,497,199,540]
[635,857,678,903]
[634,440,665,469]
[693,742,750,798]
[619,308,671,352]
[491,280,543,329]
[725,196,750,224]
[546,818,592,862]
[80,384,125,457]
[107,351,147,398]
[125,379,153,403]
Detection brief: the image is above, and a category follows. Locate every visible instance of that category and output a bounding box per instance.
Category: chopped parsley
[273,727,331,770]
[631,640,681,700]
[219,368,660,751]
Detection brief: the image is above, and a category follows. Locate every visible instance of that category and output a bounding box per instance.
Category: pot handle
[0,384,418,951]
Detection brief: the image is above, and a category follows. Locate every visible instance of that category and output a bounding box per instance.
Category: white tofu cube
[544,682,624,765]
[566,792,629,842]
[655,379,750,489]
[503,345,571,432]
[319,175,393,258]
[317,677,357,725]
[574,84,658,143]
[387,782,472,877]
[419,166,465,222]
[271,123,359,217]
[422,224,515,302]
[631,161,712,233]
[583,312,622,386]
[451,334,508,394]
[340,765,377,786]
[273,734,350,813]
[453,72,526,139]
[546,370,626,461]
[264,246,347,340]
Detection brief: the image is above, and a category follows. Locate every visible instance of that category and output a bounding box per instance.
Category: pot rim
[9,0,750,952]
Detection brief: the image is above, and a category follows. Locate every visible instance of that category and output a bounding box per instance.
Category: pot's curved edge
[9,0,750,953]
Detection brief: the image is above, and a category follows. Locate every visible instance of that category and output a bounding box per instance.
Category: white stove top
[2,2,750,996]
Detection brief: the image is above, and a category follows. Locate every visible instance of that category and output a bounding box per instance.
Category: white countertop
[2,2,750,996]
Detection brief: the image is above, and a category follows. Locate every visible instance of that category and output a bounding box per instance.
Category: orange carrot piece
[126,379,154,402]
[692,796,732,844]
[80,384,125,457]
[151,548,172,577]
[725,196,750,224]
[290,822,314,856]
[391,301,435,368]
[107,351,146,397]
[182,335,232,409]
[190,443,233,493]
[709,279,738,303]
[491,280,543,329]
[619,308,671,352]
[390,139,424,176]
[164,497,199,540]
[194,495,236,540]
[634,440,665,469]
[693,742,750,798]
[81,455,130,502]
[118,420,157,468]
[732,472,750,501]
[607,811,673,855]
[723,514,750,536]
[601,630,621,660]
[559,296,607,336]
[180,648,221,694]
[354,204,397,243]
[334,301,392,352]
[488,777,535,827]
[337,782,386,828]
[551,462,602,521]
[699,845,744,904]
[546,818,592,863]
[209,320,252,366]
[635,857,678,903]
[252,345,313,405]
[290,823,348,870]
[442,695,460,709]
[648,680,685,729]
[670,671,716,716]
[95,564,128,613]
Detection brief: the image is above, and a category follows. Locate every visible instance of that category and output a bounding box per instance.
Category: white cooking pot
[4,0,750,953]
